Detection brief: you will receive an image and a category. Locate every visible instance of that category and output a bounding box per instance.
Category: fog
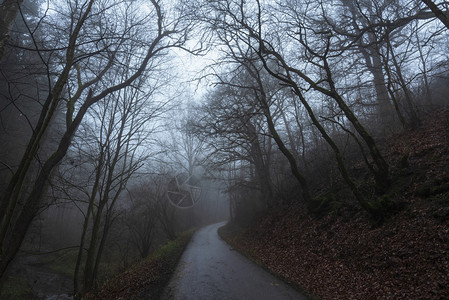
[1,0,448,298]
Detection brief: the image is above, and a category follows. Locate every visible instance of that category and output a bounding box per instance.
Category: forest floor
[0,253,73,299]
[219,107,449,299]
[84,229,195,300]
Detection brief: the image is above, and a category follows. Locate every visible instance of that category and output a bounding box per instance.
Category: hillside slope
[220,108,449,299]
[84,230,195,300]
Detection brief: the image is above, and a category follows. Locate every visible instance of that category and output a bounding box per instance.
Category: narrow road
[162,222,308,300]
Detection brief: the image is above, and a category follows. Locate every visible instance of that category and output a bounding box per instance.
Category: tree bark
[0,0,24,61]
[245,121,273,209]
[0,115,81,277]
[252,82,312,205]
[255,51,383,216]
[74,149,104,297]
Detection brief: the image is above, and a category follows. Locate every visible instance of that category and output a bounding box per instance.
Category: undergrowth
[0,276,33,300]
[83,229,195,300]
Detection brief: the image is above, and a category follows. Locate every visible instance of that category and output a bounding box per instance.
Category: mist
[1,0,448,298]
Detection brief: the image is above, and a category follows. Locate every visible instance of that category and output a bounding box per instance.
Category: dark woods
[0,0,448,297]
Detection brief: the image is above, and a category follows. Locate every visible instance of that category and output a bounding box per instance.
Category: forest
[0,0,448,299]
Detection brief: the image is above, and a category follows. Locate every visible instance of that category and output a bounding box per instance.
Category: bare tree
[421,0,449,29]
[125,187,158,259]
[123,173,176,258]
[197,0,395,216]
[192,64,284,215]
[162,107,207,178]
[0,0,194,281]
[318,0,447,125]
[71,67,173,294]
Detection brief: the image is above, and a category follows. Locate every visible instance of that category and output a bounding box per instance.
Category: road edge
[217,222,318,300]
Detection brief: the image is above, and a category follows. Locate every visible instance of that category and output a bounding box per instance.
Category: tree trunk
[74,150,104,297]
[0,123,77,277]
[91,212,113,287]
[82,199,105,293]
[322,58,391,193]
[0,0,95,280]
[421,0,449,29]
[359,45,394,121]
[255,91,312,205]
[291,89,380,216]
[386,36,420,126]
[246,121,273,209]
[0,0,24,61]
[258,54,384,216]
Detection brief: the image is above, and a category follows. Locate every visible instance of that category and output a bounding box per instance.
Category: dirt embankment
[85,229,195,300]
[220,108,449,299]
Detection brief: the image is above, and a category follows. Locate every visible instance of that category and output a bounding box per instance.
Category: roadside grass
[84,228,196,300]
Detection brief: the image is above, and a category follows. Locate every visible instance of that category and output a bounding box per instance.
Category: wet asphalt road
[161,222,308,300]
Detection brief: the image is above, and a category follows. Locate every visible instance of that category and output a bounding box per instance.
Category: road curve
[161,222,308,300]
